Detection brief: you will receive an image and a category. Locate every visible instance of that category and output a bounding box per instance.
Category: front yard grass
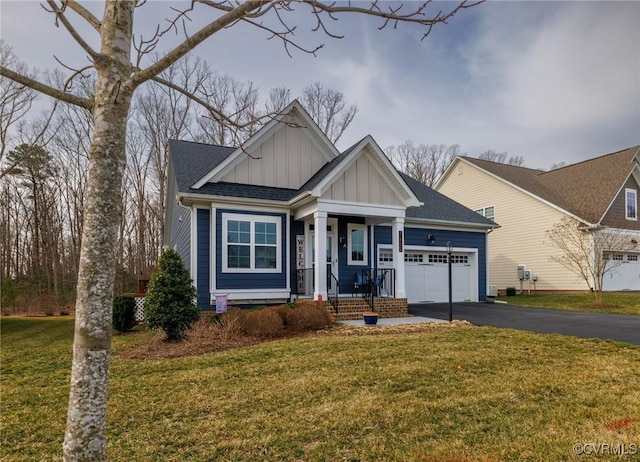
[2,316,639,461]
[496,292,640,315]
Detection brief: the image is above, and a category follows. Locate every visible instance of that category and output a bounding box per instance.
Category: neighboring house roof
[457,146,640,225]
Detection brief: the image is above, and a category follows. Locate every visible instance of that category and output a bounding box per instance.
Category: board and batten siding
[221,124,327,189]
[321,153,403,206]
[438,161,585,291]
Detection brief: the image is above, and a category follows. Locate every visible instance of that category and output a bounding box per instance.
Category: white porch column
[314,211,328,301]
[393,217,406,298]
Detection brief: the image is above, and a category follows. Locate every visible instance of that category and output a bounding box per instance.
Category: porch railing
[327,272,339,314]
[294,266,339,312]
[355,268,396,311]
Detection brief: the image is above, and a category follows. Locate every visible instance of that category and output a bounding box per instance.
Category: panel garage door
[603,253,640,291]
[405,251,472,303]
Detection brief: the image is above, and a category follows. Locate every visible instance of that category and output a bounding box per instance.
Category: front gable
[320,148,403,207]
[601,169,640,230]
[192,100,338,190]
[311,136,421,209]
[219,121,330,189]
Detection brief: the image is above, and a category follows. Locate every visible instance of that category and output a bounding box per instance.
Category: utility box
[517,265,526,280]
[486,285,497,304]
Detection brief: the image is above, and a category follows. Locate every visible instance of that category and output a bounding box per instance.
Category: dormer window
[626,188,637,220]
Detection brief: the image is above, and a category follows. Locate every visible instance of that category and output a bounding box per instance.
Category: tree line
[2,36,530,313]
[0,43,358,313]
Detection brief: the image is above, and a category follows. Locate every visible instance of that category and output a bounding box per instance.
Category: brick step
[334,311,373,321]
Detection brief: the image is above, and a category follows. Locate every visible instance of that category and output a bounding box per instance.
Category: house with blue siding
[164,100,496,316]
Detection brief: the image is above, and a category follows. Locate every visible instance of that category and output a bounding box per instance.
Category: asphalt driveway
[409,302,640,345]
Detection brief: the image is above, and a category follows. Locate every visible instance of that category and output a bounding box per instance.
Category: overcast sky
[1,1,638,170]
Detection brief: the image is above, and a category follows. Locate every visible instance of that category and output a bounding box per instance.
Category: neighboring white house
[436,146,640,292]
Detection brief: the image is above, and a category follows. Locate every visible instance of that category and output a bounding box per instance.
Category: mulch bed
[115,320,472,360]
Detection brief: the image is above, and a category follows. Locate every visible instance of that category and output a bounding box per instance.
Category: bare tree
[478,149,525,166]
[0,41,38,173]
[546,217,633,304]
[301,81,357,144]
[387,141,462,187]
[0,1,483,459]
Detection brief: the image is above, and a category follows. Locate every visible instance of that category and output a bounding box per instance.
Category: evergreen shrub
[144,248,200,340]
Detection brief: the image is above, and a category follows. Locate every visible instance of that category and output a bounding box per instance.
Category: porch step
[323,297,410,321]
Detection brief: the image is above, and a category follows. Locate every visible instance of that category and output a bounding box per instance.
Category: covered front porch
[290,204,410,317]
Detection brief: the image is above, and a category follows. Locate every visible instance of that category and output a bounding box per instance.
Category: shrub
[144,247,200,340]
[279,300,332,331]
[113,294,136,333]
[506,287,517,296]
[243,306,284,337]
[213,308,246,341]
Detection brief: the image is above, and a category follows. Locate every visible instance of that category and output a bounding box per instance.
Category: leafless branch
[64,0,101,32]
[0,66,92,111]
[44,0,100,60]
[131,1,269,87]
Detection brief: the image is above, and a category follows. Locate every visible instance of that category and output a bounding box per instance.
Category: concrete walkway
[340,315,446,327]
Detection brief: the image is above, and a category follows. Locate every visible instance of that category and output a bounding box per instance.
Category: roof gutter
[406,216,500,231]
[177,192,290,209]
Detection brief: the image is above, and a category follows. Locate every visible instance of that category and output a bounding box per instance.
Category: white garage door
[603,253,640,291]
[404,251,473,303]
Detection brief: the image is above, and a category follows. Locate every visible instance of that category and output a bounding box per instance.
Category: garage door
[603,253,640,291]
[405,251,472,303]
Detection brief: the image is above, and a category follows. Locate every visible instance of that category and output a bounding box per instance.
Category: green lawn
[2,317,639,461]
[497,292,640,315]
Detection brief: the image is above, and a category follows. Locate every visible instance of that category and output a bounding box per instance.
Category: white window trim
[376,245,395,268]
[625,188,637,221]
[475,206,495,221]
[221,213,281,273]
[347,223,368,266]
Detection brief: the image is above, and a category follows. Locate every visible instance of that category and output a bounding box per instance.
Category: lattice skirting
[134,297,145,321]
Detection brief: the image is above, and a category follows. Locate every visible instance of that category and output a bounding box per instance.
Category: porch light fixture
[446,241,453,322]
[632,239,638,246]
[427,234,436,245]
[339,237,347,248]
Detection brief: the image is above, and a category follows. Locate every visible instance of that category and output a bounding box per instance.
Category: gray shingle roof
[169,139,496,227]
[168,139,235,192]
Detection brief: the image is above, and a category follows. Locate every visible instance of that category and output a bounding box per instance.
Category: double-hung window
[475,206,495,221]
[625,188,637,220]
[347,223,367,265]
[223,213,280,272]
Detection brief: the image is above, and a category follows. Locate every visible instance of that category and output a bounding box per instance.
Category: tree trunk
[62,2,134,460]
